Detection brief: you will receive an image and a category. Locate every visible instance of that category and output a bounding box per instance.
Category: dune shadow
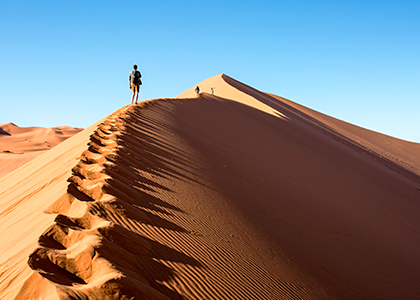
[87,107,205,298]
[67,183,95,202]
[23,104,209,300]
[222,74,420,183]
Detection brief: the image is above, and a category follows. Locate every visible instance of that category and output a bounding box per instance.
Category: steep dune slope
[1,76,420,299]
[169,94,420,299]
[268,92,420,176]
[178,74,420,177]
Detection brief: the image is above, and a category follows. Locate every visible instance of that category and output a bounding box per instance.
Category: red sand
[1,75,419,299]
[0,123,82,178]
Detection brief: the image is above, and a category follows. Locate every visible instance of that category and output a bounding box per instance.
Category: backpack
[132,70,142,85]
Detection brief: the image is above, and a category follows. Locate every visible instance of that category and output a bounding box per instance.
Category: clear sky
[1,0,419,141]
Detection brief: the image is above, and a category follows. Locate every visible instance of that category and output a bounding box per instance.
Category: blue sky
[1,0,419,141]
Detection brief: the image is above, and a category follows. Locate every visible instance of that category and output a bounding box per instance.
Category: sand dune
[1,75,420,299]
[0,123,82,177]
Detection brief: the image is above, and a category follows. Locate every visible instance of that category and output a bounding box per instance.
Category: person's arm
[128,73,132,88]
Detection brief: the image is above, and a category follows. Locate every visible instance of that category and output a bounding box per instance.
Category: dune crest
[1,75,420,299]
[18,106,166,299]
[179,74,420,177]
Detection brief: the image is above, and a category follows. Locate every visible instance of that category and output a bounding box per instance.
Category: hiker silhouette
[129,65,142,104]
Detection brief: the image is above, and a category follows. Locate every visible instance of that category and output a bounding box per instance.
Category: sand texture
[1,74,420,299]
[0,123,83,178]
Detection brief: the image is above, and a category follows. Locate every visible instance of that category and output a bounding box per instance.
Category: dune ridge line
[19,102,172,299]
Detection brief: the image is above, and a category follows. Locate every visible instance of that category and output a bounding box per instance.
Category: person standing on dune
[129,65,142,104]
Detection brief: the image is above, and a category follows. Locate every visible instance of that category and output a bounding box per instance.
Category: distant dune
[0,123,83,177]
[1,75,420,299]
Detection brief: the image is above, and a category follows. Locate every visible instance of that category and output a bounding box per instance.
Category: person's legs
[131,84,140,104]
[131,85,135,104]
[135,85,140,104]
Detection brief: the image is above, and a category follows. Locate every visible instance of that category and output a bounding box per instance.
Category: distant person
[211,87,214,95]
[195,86,200,97]
[129,65,142,104]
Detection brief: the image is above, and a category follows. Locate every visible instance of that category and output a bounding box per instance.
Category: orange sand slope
[0,123,83,177]
[1,75,420,299]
